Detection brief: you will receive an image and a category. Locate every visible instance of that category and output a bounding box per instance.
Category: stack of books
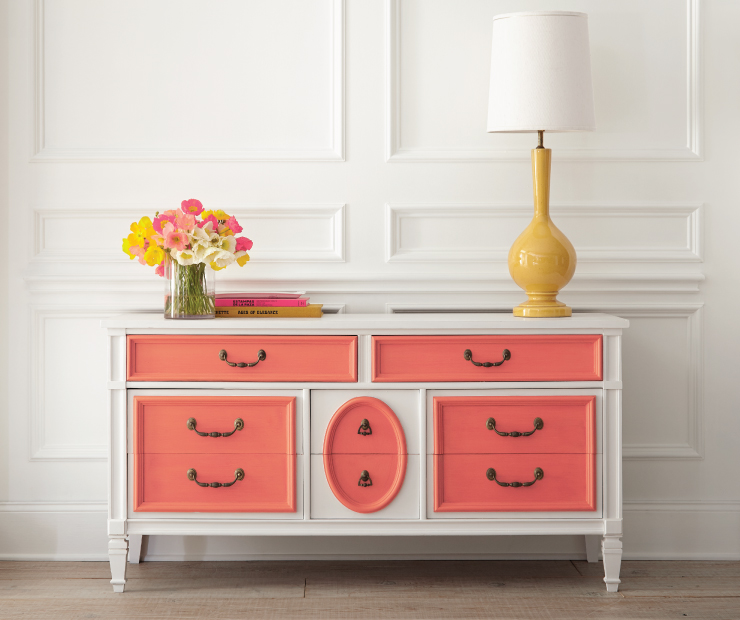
[214,292,323,318]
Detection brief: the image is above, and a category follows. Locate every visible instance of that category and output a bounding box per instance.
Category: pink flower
[155,260,165,277]
[153,210,177,233]
[181,199,204,216]
[198,214,218,231]
[164,230,188,252]
[235,236,253,252]
[225,216,243,234]
[175,212,196,231]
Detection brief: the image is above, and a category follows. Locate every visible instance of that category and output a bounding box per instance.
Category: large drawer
[434,453,596,512]
[127,335,358,382]
[133,453,296,513]
[133,396,295,454]
[434,395,596,455]
[371,335,602,382]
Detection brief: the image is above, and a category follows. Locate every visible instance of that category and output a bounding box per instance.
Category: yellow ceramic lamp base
[508,147,576,318]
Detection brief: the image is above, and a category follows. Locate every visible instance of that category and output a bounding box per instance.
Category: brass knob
[357,419,372,436]
[358,470,373,487]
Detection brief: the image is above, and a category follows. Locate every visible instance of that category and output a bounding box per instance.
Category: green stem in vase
[165,260,215,318]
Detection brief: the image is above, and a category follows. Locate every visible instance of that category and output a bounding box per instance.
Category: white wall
[2,0,739,561]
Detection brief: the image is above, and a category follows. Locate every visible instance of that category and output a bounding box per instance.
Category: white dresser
[102,313,628,592]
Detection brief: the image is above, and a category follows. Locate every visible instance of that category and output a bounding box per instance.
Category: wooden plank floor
[1,560,738,620]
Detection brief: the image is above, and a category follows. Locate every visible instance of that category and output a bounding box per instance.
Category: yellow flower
[144,244,164,267]
[122,236,136,259]
[235,251,250,267]
[130,216,155,240]
[202,209,231,221]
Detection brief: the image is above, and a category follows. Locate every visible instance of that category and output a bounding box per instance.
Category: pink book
[215,296,309,307]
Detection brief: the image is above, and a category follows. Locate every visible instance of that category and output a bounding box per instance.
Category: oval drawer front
[434,396,596,455]
[323,396,408,455]
[371,335,602,382]
[134,396,295,455]
[127,335,358,382]
[434,453,596,513]
[133,453,296,513]
[323,453,407,514]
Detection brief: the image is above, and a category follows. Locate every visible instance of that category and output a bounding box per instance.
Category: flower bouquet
[122,199,253,319]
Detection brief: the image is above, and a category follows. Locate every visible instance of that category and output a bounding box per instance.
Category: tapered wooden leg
[602,536,622,592]
[128,535,143,564]
[585,535,601,563]
[109,536,128,592]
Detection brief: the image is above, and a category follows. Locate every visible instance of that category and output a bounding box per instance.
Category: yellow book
[215,304,323,318]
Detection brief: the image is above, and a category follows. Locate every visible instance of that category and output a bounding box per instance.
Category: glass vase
[163,254,215,319]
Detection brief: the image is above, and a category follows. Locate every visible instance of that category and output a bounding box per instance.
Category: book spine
[215,305,323,318]
[215,298,308,307]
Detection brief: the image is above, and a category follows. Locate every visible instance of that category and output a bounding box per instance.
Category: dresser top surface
[102,312,628,332]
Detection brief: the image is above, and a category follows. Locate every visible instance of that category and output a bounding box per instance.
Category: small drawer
[311,455,419,519]
[323,396,407,455]
[127,335,357,382]
[434,396,596,455]
[371,335,602,382]
[323,453,407,514]
[434,453,596,513]
[133,453,296,513]
[133,396,295,455]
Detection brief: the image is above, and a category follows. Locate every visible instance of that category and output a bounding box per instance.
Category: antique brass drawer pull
[187,417,244,438]
[219,349,266,368]
[358,470,373,487]
[486,417,543,437]
[464,348,511,367]
[187,468,244,488]
[486,467,543,488]
[357,419,372,436]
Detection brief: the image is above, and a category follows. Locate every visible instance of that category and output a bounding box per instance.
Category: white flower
[217,235,236,254]
[209,249,236,271]
[173,249,197,266]
[193,244,219,263]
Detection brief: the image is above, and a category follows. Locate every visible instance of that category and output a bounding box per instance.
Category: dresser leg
[109,536,129,593]
[128,535,143,564]
[602,536,622,592]
[585,535,601,562]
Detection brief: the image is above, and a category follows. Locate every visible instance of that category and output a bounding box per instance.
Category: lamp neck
[531,147,552,220]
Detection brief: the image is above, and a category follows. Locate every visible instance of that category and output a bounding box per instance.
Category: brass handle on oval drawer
[187,468,244,488]
[187,417,244,438]
[357,419,372,436]
[464,349,511,367]
[486,467,543,488]
[486,417,543,437]
[219,349,266,368]
[358,470,373,487]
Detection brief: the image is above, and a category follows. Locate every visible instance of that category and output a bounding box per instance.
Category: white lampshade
[487,11,595,133]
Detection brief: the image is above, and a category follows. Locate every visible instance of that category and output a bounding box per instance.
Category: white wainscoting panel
[30,308,113,461]
[34,0,345,161]
[386,0,702,161]
[385,203,702,264]
[33,205,345,263]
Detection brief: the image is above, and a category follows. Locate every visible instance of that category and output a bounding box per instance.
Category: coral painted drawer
[371,335,602,382]
[434,396,596,455]
[127,335,357,382]
[323,453,407,514]
[322,396,407,455]
[434,453,596,512]
[133,396,295,455]
[133,453,296,513]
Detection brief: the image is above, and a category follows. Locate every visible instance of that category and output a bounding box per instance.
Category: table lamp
[487,11,596,317]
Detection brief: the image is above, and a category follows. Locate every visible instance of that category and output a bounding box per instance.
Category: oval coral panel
[323,397,407,513]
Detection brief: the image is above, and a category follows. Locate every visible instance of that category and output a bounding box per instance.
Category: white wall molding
[32,0,345,162]
[0,501,106,513]
[385,0,703,162]
[30,306,123,461]
[22,272,705,295]
[385,203,703,264]
[33,204,345,263]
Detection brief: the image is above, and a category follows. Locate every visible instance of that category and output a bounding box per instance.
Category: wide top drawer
[127,335,357,382]
[371,335,602,382]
